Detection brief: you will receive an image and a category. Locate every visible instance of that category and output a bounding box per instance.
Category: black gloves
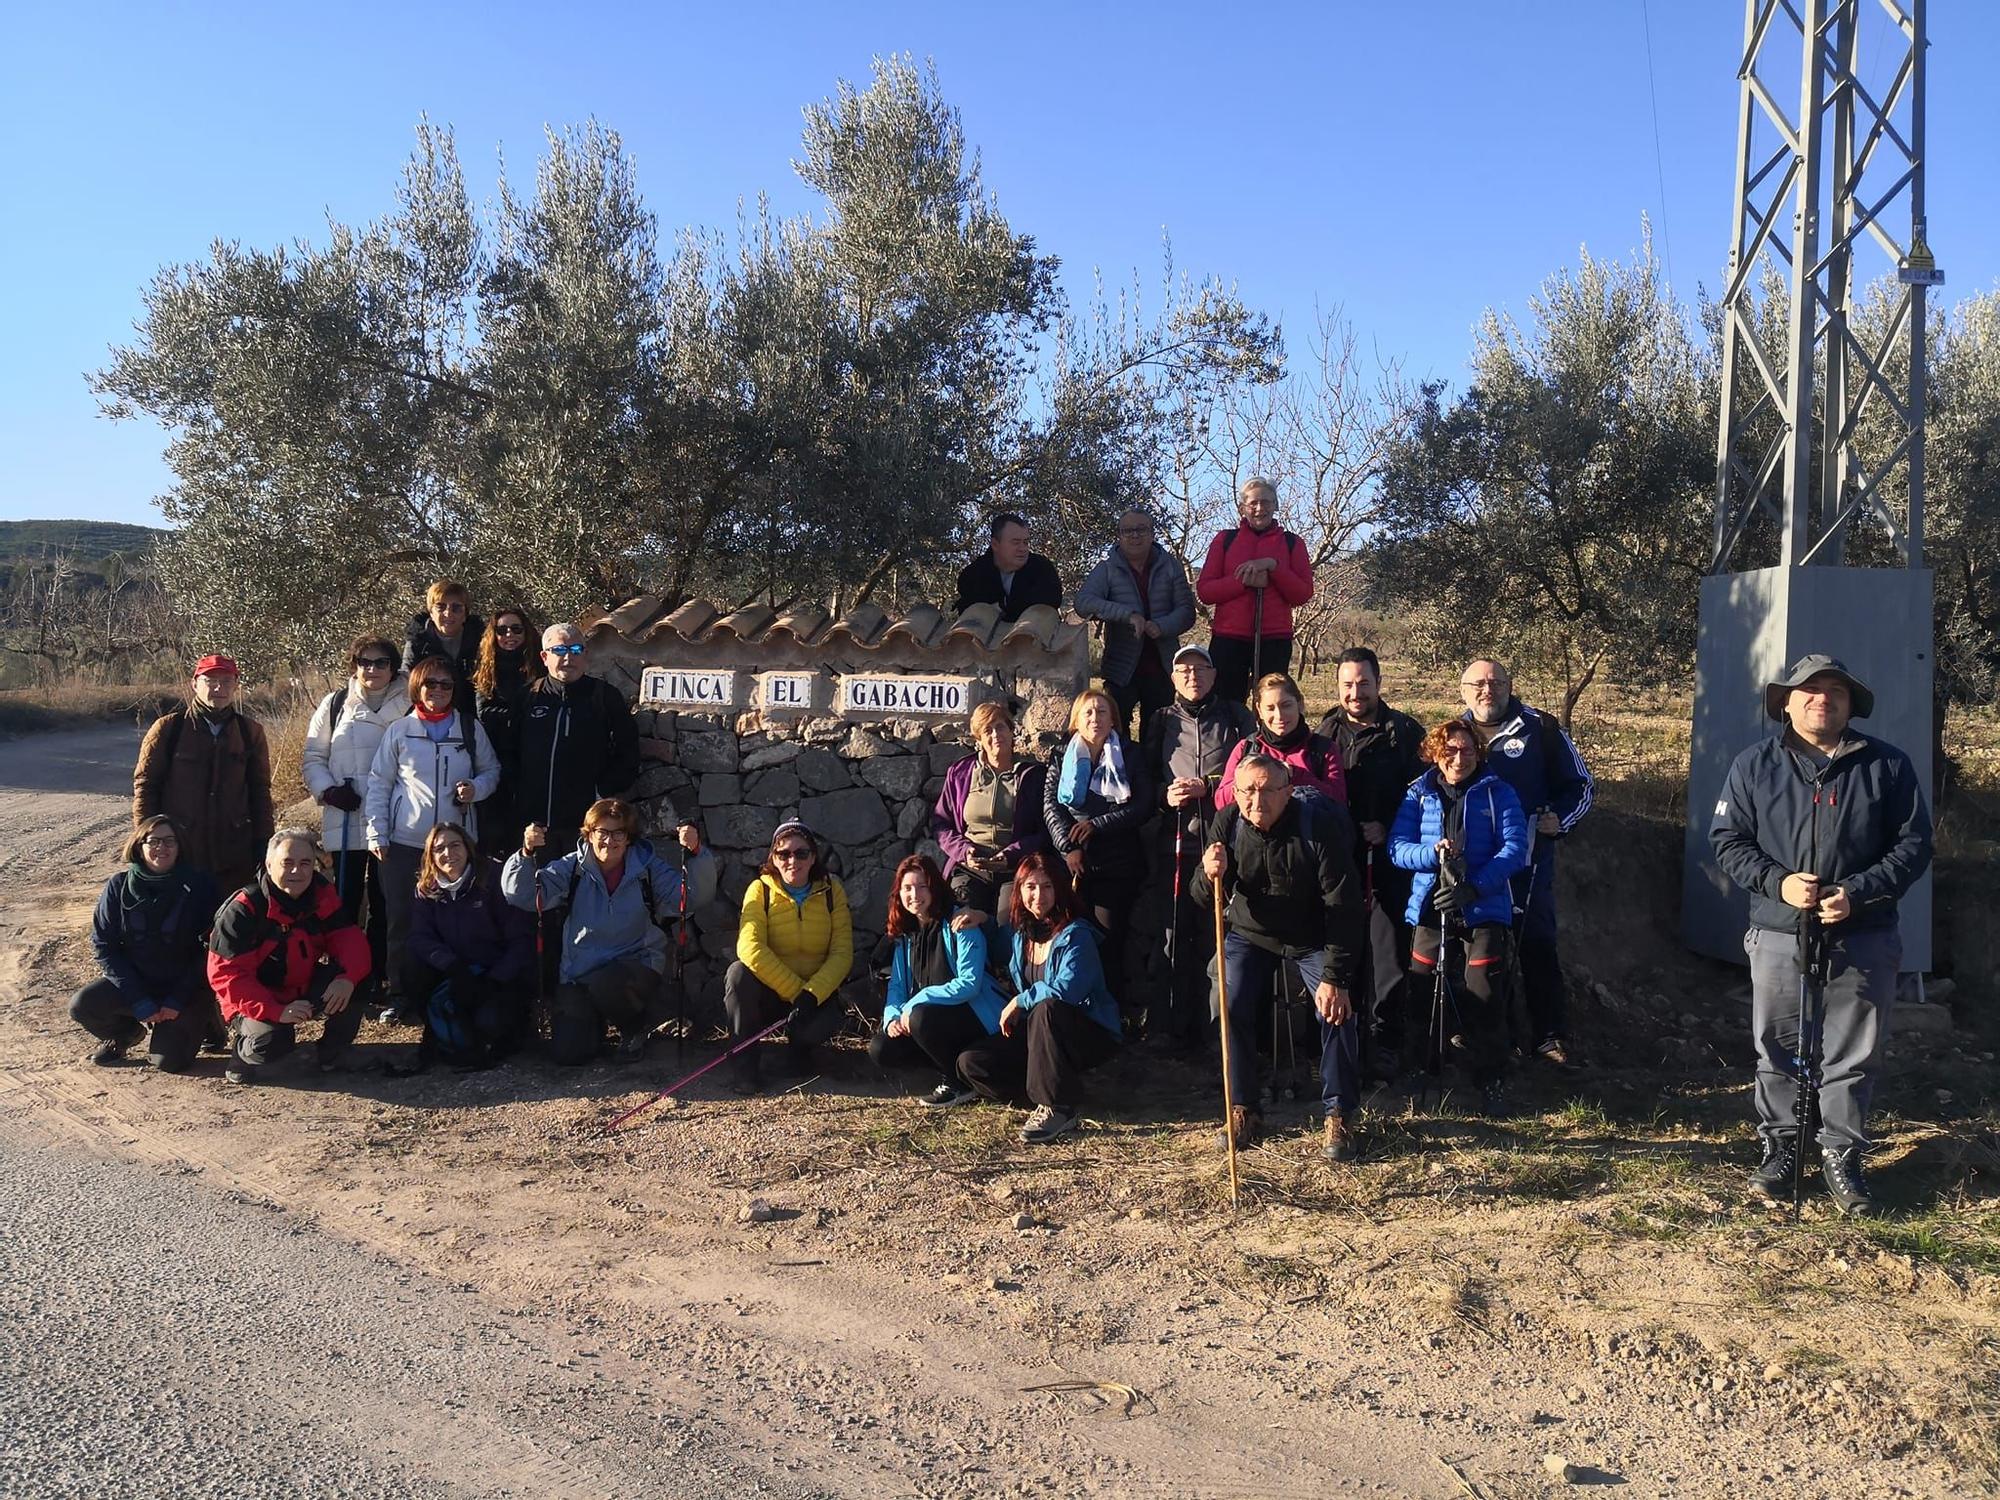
[321,782,363,813]
[785,996,821,1040]
[1433,858,1473,914]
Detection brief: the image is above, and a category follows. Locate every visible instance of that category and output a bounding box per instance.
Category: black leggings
[1409,922,1512,1085]
[868,1002,990,1087]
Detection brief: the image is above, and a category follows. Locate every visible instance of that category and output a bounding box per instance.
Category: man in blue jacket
[1710,654,1932,1214]
[1459,660,1593,1063]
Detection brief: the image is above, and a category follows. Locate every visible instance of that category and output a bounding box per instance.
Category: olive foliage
[95,59,1279,672]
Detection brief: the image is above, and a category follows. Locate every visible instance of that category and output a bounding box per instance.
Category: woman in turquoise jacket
[869,854,1004,1107]
[956,852,1120,1145]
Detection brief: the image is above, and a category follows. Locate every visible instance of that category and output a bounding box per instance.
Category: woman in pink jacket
[1195,477,1315,703]
[1213,673,1347,811]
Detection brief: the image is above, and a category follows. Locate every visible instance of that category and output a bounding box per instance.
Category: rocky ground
[2,725,1995,1498]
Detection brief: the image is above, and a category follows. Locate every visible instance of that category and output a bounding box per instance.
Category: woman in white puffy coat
[302,635,410,993]
[366,655,500,1021]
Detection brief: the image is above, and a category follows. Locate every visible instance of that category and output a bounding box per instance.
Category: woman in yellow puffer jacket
[725,819,854,1093]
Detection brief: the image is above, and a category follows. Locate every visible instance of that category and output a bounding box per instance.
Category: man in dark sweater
[953,513,1063,623]
[1711,654,1932,1214]
[1192,753,1366,1161]
[1317,647,1426,1081]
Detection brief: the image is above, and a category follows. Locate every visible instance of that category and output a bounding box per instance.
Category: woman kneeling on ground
[869,853,1003,1108]
[71,815,221,1072]
[956,852,1121,1144]
[503,798,715,1066]
[403,822,535,1070]
[1388,719,1529,1118]
[208,828,373,1085]
[726,820,854,1094]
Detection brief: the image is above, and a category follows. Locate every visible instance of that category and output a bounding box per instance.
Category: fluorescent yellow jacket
[736,873,853,1003]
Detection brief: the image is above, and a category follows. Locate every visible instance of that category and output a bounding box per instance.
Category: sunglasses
[493,623,527,637]
[355,656,394,669]
[416,679,454,693]
[771,846,813,861]
[545,643,587,659]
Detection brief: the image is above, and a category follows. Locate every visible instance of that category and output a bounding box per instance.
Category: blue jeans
[1219,932,1360,1117]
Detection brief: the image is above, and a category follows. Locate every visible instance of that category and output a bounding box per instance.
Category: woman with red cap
[132,652,275,895]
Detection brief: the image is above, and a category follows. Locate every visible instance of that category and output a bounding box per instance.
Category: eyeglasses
[545,643,587,659]
[140,836,179,849]
[1439,743,1478,758]
[493,623,527,637]
[1116,526,1153,537]
[355,656,394,669]
[1460,679,1505,692]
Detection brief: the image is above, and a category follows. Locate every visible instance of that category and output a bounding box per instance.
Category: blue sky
[3,0,1993,528]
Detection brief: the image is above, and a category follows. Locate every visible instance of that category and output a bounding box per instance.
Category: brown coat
[133,708,275,893]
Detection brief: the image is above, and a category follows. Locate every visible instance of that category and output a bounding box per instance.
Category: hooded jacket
[1710,727,1932,936]
[1388,767,1531,929]
[90,866,219,1019]
[735,872,854,1004]
[1190,796,1364,987]
[1007,921,1120,1036]
[302,677,411,851]
[502,837,718,985]
[365,708,501,850]
[1074,542,1197,685]
[883,919,1005,1034]
[207,873,371,1024]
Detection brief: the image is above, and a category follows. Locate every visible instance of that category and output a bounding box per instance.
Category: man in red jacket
[208,829,373,1084]
[1195,478,1315,703]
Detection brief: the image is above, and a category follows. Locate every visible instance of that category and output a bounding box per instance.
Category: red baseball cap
[193,654,240,678]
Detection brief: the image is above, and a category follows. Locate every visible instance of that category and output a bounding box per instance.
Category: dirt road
[0,728,1976,1498]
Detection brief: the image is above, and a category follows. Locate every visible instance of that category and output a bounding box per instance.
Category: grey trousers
[1747,923,1899,1152]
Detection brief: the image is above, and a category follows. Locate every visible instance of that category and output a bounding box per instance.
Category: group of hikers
[75,480,1934,1213]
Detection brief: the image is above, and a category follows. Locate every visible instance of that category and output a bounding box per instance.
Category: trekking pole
[600,1014,792,1135]
[1791,909,1828,1219]
[1213,888,1242,1209]
[674,846,690,1062]
[532,875,549,1041]
[337,800,352,904]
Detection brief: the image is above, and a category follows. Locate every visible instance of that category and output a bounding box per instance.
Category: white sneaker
[1019,1105,1078,1144]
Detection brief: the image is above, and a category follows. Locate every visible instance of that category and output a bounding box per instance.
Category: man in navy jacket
[1458,660,1593,1062]
[1710,654,1931,1214]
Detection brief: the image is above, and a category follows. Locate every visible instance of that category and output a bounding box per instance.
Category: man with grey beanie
[1710,654,1932,1214]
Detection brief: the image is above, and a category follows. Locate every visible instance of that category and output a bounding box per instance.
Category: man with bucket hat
[1710,654,1932,1214]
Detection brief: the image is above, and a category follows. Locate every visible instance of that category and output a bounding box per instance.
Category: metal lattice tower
[1709,0,1940,573]
[1683,0,1941,970]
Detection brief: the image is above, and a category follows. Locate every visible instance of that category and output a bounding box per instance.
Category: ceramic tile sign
[639,666,738,709]
[839,673,971,717]
[758,671,816,713]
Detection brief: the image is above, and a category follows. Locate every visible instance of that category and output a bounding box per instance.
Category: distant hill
[0,519,167,563]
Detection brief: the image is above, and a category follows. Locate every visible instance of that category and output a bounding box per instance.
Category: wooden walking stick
[1213,884,1242,1209]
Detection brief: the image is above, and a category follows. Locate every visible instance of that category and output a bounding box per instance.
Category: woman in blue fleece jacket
[869,854,1004,1108]
[956,852,1120,1145]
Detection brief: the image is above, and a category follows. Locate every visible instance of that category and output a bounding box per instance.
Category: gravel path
[0,1111,830,1499]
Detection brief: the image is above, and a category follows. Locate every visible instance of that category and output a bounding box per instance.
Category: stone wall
[577,596,1093,1021]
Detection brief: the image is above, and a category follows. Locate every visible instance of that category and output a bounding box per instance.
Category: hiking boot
[224,1064,254,1086]
[1019,1105,1078,1145]
[1822,1147,1876,1216]
[1216,1105,1262,1151]
[1322,1112,1359,1164]
[91,1038,133,1067]
[1478,1080,1511,1120]
[920,1081,977,1109]
[615,1031,648,1062]
[1535,1037,1575,1067]
[1747,1137,1799,1200]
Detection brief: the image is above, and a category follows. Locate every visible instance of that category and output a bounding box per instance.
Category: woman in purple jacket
[402,822,535,1069]
[930,702,1049,922]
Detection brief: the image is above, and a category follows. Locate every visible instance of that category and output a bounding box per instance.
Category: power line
[1638,0,1676,292]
